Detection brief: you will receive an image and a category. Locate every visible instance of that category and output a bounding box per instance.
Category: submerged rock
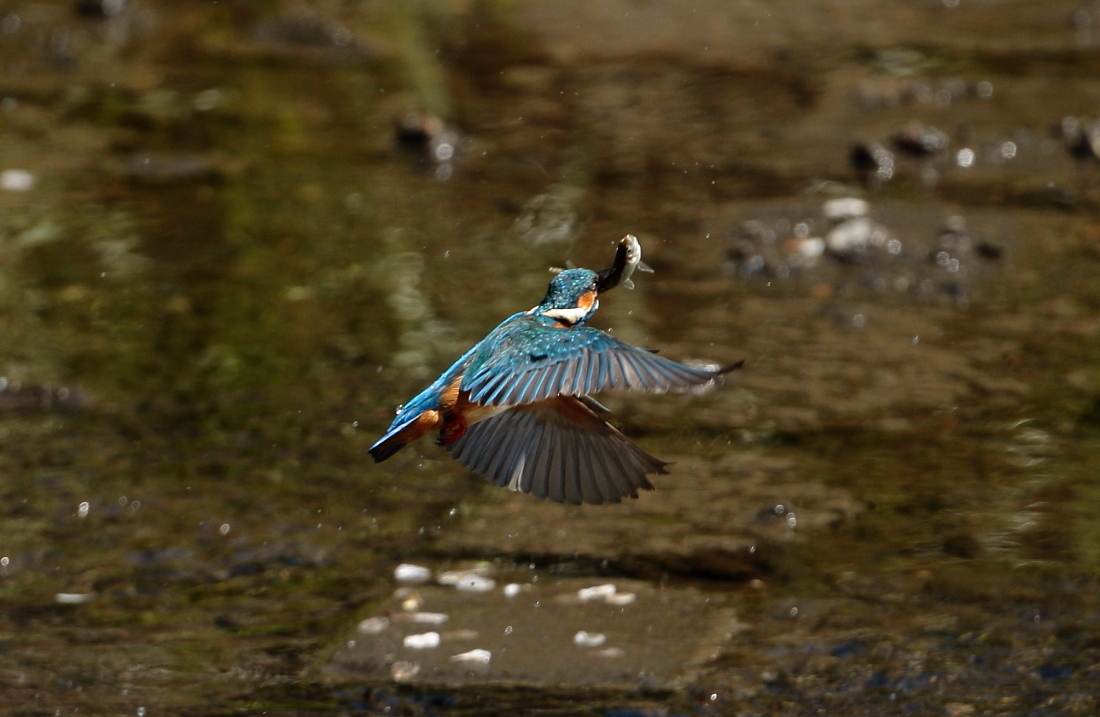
[1058,116,1100,162]
[394,113,462,166]
[252,9,373,59]
[891,120,949,157]
[850,142,895,182]
[725,198,1004,306]
[330,572,743,688]
[0,381,95,413]
[116,153,219,183]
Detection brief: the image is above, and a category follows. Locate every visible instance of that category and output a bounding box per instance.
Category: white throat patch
[541,300,597,325]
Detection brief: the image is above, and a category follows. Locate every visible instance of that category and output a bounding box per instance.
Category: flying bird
[369,236,741,504]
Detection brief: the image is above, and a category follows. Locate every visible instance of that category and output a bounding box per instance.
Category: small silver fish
[616,234,653,290]
[568,234,655,290]
[598,235,646,290]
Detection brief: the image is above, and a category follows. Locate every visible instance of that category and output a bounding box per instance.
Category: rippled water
[1,1,1098,714]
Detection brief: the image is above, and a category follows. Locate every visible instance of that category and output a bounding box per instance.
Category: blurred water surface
[1,1,1099,714]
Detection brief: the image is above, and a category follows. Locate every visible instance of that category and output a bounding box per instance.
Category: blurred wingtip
[720,359,746,374]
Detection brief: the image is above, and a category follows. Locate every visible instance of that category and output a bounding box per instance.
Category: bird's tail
[369,434,407,462]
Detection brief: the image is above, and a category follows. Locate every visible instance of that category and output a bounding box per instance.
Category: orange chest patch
[577,289,597,314]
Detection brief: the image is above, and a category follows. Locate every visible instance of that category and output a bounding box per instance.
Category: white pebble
[606,592,637,606]
[0,169,35,192]
[409,612,448,625]
[793,237,825,259]
[826,217,874,253]
[438,567,489,585]
[823,197,869,221]
[454,575,496,593]
[594,646,626,658]
[394,563,432,583]
[390,660,420,681]
[577,583,617,602]
[403,631,440,649]
[573,630,606,647]
[55,593,94,605]
[449,648,491,664]
[356,617,389,635]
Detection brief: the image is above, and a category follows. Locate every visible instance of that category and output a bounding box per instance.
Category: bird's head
[534,268,601,327]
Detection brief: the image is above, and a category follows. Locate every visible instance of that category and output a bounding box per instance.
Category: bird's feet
[437,416,467,446]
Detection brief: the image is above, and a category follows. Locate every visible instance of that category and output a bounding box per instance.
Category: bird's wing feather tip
[721,359,746,373]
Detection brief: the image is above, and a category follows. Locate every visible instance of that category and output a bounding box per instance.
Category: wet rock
[1057,116,1100,162]
[891,120,949,157]
[116,153,218,183]
[0,169,35,192]
[75,0,126,18]
[975,241,1004,260]
[822,197,869,222]
[850,142,894,182]
[826,216,879,257]
[394,563,432,583]
[252,9,370,59]
[723,199,1005,306]
[856,79,994,109]
[942,532,981,559]
[513,184,585,245]
[394,113,461,166]
[328,572,742,688]
[449,648,491,665]
[0,380,95,413]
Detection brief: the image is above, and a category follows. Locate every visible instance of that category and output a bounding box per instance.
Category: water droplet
[0,556,9,567]
[790,606,799,617]
[136,707,146,717]
[774,504,785,515]
[956,148,975,168]
[504,625,513,635]
[219,523,230,536]
[786,512,798,529]
[77,502,89,519]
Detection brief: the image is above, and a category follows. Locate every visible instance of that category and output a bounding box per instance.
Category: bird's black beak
[595,240,630,294]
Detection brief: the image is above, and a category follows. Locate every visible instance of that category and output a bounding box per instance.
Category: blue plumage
[369,258,741,504]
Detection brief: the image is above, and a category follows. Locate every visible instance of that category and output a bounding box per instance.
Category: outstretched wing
[446,396,667,505]
[461,319,732,406]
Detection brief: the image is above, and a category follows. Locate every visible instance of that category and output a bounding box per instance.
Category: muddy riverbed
[1,1,1099,714]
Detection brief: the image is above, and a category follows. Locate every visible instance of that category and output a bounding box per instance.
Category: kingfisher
[369,236,741,505]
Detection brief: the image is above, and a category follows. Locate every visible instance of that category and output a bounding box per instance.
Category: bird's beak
[595,240,629,293]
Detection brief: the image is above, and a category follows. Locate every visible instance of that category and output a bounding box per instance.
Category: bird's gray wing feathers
[446,396,667,505]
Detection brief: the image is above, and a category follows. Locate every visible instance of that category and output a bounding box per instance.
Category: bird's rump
[446,396,667,505]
